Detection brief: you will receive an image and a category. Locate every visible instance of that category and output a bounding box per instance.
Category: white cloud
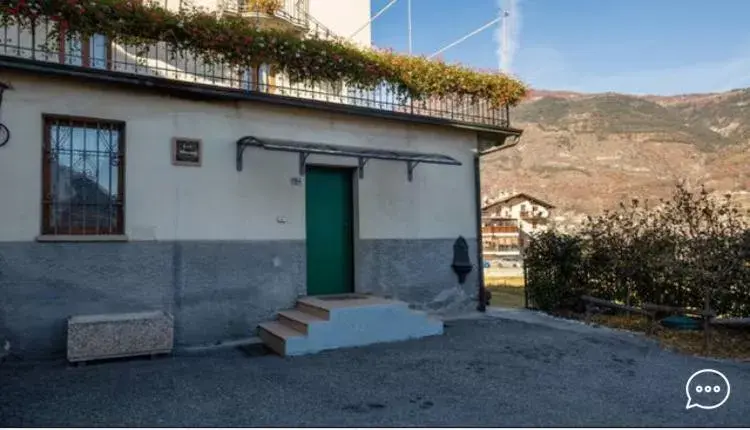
[494,0,522,74]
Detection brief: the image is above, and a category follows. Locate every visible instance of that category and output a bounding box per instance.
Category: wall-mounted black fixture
[451,236,473,284]
[0,82,11,148]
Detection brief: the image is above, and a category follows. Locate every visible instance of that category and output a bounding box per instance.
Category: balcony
[0,20,512,129]
[520,211,549,221]
[483,248,522,257]
[482,225,519,234]
[219,0,309,33]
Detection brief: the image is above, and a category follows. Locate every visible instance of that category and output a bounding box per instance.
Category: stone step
[295,300,331,320]
[257,321,305,356]
[278,309,325,334]
[259,296,444,357]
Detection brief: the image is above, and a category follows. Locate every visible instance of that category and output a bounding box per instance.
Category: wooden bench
[67,311,174,364]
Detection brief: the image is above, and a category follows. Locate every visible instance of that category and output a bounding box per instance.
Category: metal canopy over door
[305,166,354,296]
[235,136,463,182]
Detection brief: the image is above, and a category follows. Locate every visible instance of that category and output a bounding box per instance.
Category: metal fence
[0,20,511,128]
[219,0,309,29]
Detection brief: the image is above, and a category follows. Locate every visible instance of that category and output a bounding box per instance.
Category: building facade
[0,1,521,358]
[481,193,555,265]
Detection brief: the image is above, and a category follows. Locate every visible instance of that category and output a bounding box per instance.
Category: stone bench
[67,311,174,364]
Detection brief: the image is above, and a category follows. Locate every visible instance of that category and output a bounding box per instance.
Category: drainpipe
[475,134,521,312]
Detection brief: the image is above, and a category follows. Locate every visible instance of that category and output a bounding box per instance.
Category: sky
[370,0,750,95]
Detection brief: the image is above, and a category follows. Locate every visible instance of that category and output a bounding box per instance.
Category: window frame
[41,114,127,236]
[58,30,112,70]
[238,64,276,93]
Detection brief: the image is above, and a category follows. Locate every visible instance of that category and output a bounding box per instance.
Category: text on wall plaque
[172,137,202,166]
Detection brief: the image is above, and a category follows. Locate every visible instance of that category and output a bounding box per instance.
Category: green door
[305,166,354,296]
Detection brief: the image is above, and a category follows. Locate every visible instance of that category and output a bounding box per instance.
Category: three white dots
[696,385,722,393]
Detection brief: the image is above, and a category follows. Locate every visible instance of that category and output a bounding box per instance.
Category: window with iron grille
[42,116,126,236]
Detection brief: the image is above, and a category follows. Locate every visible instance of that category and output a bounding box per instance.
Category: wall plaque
[172,137,202,166]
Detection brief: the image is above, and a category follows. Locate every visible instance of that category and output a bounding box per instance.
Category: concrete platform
[258,294,444,356]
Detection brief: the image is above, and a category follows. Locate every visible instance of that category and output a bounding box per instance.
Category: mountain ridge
[482,87,750,229]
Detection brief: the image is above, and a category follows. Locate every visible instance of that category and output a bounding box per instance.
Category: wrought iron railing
[520,211,549,220]
[482,225,520,234]
[219,0,309,29]
[0,20,511,128]
[483,244,522,253]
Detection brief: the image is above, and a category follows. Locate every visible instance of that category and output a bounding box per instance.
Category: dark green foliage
[524,231,586,311]
[525,183,750,316]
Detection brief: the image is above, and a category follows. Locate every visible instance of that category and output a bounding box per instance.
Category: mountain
[481,89,750,229]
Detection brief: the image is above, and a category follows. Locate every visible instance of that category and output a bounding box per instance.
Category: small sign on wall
[172,137,202,167]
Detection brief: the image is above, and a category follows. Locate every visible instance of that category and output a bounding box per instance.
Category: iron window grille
[41,115,126,236]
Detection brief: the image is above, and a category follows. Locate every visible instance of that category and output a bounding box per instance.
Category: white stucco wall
[509,201,550,219]
[487,200,551,219]
[308,0,371,45]
[160,0,372,47]
[0,73,477,242]
[485,199,552,235]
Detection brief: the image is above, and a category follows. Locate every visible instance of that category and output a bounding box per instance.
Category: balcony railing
[220,0,309,30]
[0,21,511,129]
[482,225,519,234]
[520,211,548,220]
[484,244,521,252]
[220,0,347,43]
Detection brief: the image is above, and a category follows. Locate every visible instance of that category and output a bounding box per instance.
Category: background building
[481,193,555,271]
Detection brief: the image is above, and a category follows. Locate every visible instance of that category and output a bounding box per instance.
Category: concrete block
[67,311,174,363]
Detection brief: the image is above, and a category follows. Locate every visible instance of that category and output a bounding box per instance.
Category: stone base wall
[0,238,478,359]
[356,238,480,315]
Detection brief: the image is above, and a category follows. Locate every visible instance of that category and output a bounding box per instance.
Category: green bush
[524,231,586,312]
[525,183,750,316]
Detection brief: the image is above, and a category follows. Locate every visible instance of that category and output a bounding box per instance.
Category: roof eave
[0,56,523,139]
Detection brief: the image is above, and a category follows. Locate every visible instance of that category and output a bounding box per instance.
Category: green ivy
[1,0,528,107]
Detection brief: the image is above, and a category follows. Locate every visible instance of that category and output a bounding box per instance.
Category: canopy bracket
[407,161,420,182]
[236,137,258,172]
[299,152,310,176]
[358,157,369,179]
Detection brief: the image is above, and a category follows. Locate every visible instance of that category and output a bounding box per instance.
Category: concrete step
[258,321,305,356]
[297,295,408,310]
[409,309,443,324]
[259,296,444,357]
[278,309,325,334]
[295,300,331,320]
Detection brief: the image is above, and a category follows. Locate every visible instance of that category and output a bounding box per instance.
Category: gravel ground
[1,312,749,427]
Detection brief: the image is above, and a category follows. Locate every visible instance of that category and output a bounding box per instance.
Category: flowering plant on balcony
[0,0,528,107]
[244,0,282,15]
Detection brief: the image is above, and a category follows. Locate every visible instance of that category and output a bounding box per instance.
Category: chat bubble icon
[685,369,731,410]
